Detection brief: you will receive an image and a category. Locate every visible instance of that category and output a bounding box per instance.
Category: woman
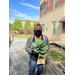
[25,23,50,75]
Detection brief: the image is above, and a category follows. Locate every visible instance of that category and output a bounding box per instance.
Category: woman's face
[34,25,42,37]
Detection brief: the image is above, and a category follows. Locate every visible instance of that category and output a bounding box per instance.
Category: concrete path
[9,37,29,75]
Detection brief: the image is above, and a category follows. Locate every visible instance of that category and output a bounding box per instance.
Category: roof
[59,16,65,23]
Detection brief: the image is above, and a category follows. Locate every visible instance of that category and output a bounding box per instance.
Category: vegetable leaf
[31,39,49,57]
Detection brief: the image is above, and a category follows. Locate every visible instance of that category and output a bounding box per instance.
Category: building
[40,0,65,42]
[9,29,12,35]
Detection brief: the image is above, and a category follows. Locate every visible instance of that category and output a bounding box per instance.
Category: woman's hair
[34,23,42,30]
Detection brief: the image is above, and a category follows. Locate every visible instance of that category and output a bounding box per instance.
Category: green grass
[47,50,65,72]
[61,62,65,65]
[15,34,33,39]
[9,35,12,37]
[48,56,54,61]
[50,50,65,61]
[9,34,54,41]
[14,35,29,39]
[9,34,33,39]
[49,40,54,42]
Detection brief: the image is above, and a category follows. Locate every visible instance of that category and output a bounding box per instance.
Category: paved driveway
[9,37,29,75]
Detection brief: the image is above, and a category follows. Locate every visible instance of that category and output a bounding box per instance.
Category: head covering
[34,23,42,30]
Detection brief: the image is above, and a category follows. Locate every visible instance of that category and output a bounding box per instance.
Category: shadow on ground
[9,40,13,48]
[9,52,29,75]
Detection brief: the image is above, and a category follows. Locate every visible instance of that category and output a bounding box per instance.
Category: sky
[9,0,40,24]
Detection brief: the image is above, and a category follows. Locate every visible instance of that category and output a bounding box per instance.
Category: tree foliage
[32,21,39,30]
[24,20,31,31]
[9,23,13,29]
[24,20,39,31]
[11,19,22,31]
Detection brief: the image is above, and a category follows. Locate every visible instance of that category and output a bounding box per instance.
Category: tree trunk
[14,30,15,35]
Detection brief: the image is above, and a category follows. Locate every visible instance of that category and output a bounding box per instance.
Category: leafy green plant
[48,56,54,61]
[30,39,49,57]
[62,66,65,72]
[50,50,65,61]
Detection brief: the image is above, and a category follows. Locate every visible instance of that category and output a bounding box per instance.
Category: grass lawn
[9,34,33,39]
[9,35,12,37]
[9,34,54,41]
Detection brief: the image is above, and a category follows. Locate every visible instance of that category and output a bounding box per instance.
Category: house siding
[40,5,65,41]
[40,0,65,17]
[49,0,54,12]
[40,7,42,17]
[57,0,65,7]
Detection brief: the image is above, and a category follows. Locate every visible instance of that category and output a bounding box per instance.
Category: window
[42,24,45,32]
[42,6,45,16]
[52,21,56,34]
[54,0,58,9]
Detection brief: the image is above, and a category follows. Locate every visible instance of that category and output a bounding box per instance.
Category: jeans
[29,59,43,75]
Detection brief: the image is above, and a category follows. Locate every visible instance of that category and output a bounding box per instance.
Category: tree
[24,20,31,31]
[25,20,31,34]
[11,19,22,31]
[9,23,13,29]
[9,9,14,28]
[24,20,39,33]
[32,21,39,30]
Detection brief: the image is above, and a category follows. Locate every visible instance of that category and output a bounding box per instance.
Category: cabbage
[30,39,49,57]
